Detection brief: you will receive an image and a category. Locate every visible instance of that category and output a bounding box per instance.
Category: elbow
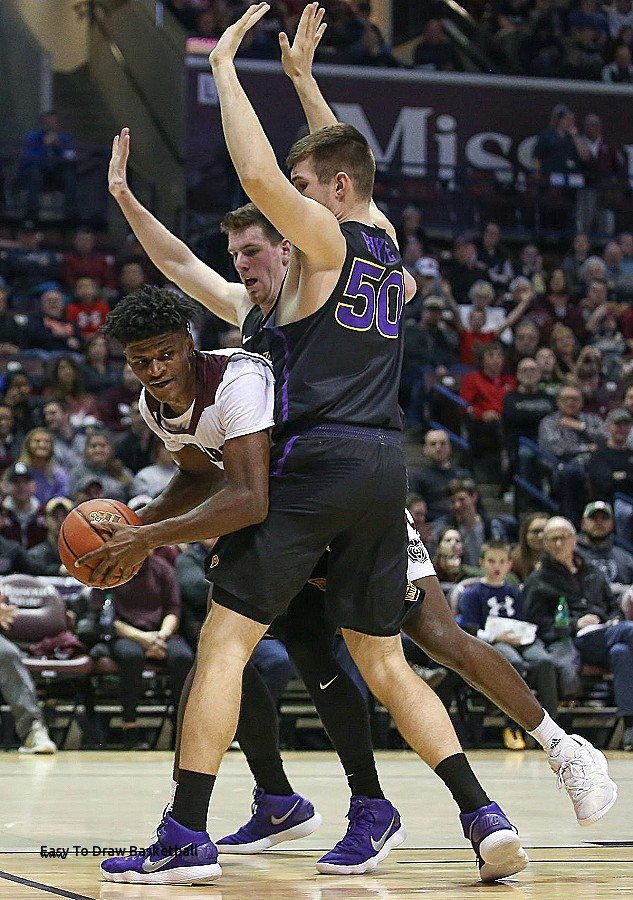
[244,490,269,526]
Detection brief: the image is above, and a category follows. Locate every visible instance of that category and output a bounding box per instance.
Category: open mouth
[150,378,173,391]
[244,278,257,289]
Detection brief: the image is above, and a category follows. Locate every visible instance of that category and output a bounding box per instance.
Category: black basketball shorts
[208,424,413,637]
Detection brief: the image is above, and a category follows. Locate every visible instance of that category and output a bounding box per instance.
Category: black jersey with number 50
[242,221,405,439]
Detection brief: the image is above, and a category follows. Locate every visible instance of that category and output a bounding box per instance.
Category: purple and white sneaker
[460,801,528,882]
[100,812,221,884]
[316,796,406,875]
[216,788,321,853]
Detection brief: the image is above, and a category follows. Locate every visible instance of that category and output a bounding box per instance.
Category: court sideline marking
[0,869,94,900]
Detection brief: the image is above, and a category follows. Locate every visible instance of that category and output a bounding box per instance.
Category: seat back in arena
[2,574,67,644]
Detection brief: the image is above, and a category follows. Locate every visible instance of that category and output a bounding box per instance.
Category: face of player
[227,225,288,308]
[125,331,195,412]
[481,549,511,584]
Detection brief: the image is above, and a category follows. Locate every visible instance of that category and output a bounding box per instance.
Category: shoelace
[557,759,590,799]
[148,807,170,848]
[250,787,265,818]
[331,802,377,851]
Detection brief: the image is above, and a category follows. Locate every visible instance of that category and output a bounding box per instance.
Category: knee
[608,642,630,665]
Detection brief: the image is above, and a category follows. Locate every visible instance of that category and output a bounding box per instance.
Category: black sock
[288,630,384,801]
[434,753,490,814]
[340,750,385,800]
[235,661,294,796]
[171,769,216,832]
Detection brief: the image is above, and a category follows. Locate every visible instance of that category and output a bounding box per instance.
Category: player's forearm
[292,74,337,133]
[115,188,193,281]
[210,61,281,191]
[138,469,225,525]
[141,482,268,549]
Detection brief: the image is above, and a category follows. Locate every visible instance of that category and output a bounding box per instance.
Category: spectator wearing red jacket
[63,228,115,290]
[460,342,516,475]
[65,275,110,340]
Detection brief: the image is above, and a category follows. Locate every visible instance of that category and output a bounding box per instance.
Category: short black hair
[103,285,201,346]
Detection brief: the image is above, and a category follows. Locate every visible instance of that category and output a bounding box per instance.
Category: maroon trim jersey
[139,349,274,469]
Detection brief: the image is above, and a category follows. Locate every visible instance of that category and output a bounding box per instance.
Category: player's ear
[281,239,292,264]
[185,331,195,354]
[335,171,350,197]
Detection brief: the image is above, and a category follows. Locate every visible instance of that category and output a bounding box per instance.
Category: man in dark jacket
[408,428,470,521]
[22,497,72,576]
[576,501,633,598]
[502,357,554,476]
[524,516,633,750]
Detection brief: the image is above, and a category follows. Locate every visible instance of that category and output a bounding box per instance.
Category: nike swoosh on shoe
[271,799,301,826]
[142,842,194,873]
[370,817,395,852]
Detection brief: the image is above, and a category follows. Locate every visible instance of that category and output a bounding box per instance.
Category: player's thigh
[196,602,269,668]
[341,628,405,678]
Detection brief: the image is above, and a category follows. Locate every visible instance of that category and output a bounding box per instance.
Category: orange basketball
[58,499,143,588]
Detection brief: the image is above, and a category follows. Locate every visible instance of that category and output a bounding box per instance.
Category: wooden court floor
[1,750,632,899]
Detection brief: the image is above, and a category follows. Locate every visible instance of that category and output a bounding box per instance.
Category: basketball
[58,499,143,589]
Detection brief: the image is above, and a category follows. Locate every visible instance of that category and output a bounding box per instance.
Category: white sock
[528,711,567,753]
[169,778,178,805]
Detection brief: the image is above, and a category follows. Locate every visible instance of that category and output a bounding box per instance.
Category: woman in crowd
[81,334,121,394]
[17,427,69,506]
[43,357,99,427]
[550,324,579,376]
[433,527,483,585]
[69,428,133,502]
[512,511,549,581]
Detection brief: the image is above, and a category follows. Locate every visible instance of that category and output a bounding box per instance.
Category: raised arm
[280,3,335,132]
[494,286,534,338]
[109,129,251,327]
[209,4,345,268]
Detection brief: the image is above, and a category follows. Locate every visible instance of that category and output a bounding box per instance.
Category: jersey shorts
[208,424,411,637]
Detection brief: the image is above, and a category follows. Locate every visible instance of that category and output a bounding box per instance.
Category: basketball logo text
[89,511,122,525]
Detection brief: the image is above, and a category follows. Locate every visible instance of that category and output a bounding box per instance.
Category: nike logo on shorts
[271,798,300,826]
[370,818,395,853]
[141,842,193,873]
[319,676,338,690]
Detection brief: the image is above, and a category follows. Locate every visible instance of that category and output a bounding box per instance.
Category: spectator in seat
[524,516,633,750]
[511,511,550,581]
[69,429,133,503]
[42,399,86,472]
[0,594,57,753]
[97,364,140,433]
[0,280,28,354]
[84,554,194,749]
[587,406,633,501]
[535,346,564,399]
[460,341,516,467]
[131,439,177,500]
[477,222,514,291]
[505,319,541,376]
[550,324,580,376]
[2,370,40,437]
[528,269,586,343]
[405,492,434,546]
[116,400,153,474]
[577,500,633,597]
[26,286,83,356]
[0,223,62,307]
[0,404,20,475]
[538,383,607,524]
[448,281,533,367]
[0,463,47,549]
[17,427,69,507]
[408,428,470,522]
[43,357,99,428]
[111,260,148,309]
[434,478,507,567]
[433,526,483,585]
[444,236,488,304]
[413,18,462,70]
[516,245,547,295]
[458,540,560,750]
[81,334,121,394]
[405,256,440,321]
[577,114,625,235]
[174,539,217,649]
[532,105,589,182]
[618,231,633,278]
[562,233,592,289]
[65,275,110,341]
[22,496,73,576]
[63,228,115,290]
[503,356,554,476]
[608,0,633,39]
[602,42,633,79]
[20,110,77,224]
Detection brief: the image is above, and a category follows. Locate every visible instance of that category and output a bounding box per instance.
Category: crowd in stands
[169,0,633,80]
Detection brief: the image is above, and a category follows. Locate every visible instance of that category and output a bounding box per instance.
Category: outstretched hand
[108,127,130,198]
[280,2,327,80]
[209,3,270,68]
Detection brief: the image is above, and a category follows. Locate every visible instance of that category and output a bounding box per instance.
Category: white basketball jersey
[406,508,436,582]
[139,349,274,469]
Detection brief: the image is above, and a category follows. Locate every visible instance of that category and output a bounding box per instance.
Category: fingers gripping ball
[58,499,142,588]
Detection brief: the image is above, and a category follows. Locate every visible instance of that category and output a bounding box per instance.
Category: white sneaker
[548,734,617,826]
[18,721,57,755]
